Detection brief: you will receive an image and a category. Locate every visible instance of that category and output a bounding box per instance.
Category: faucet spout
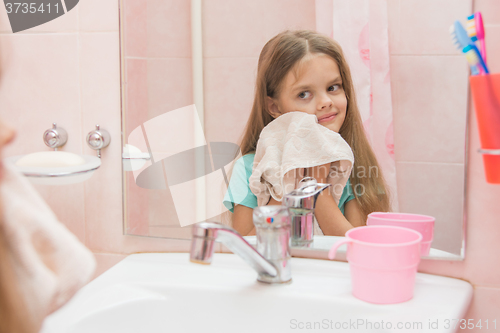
[190,222,278,280]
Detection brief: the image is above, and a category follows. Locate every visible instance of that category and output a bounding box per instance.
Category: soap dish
[6,152,101,186]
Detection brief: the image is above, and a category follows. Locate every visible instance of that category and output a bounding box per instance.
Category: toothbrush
[466,12,487,66]
[450,20,489,74]
[462,45,480,75]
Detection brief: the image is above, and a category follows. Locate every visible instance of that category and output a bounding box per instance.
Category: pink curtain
[316,0,399,211]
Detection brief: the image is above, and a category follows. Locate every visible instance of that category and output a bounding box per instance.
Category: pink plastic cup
[329,226,422,304]
[366,212,435,256]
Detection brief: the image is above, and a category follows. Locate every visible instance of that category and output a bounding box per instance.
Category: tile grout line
[76,5,87,248]
[396,161,465,166]
[472,285,500,290]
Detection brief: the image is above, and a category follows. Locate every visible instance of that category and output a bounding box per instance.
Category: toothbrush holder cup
[470,72,500,184]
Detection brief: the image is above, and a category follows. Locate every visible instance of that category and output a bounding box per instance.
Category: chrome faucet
[283,177,331,246]
[190,206,291,284]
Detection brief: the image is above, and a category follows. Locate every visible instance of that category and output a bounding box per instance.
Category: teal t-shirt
[223,154,356,215]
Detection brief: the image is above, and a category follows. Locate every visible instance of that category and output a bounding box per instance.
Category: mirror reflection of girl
[223,30,391,236]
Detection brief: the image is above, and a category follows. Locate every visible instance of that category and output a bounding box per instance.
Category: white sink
[41,253,472,333]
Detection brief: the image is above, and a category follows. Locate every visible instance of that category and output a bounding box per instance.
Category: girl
[223,30,391,236]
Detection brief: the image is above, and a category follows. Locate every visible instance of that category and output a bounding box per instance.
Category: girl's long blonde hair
[227,30,391,223]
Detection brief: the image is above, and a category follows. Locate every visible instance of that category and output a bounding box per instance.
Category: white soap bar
[16,151,86,168]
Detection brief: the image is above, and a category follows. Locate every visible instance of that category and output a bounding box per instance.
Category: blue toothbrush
[450,20,489,74]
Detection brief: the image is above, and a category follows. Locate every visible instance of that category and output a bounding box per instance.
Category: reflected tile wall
[122,0,193,237]
[389,0,500,326]
[146,0,191,58]
[123,0,147,57]
[204,57,257,144]
[391,56,469,163]
[148,187,180,227]
[391,0,471,55]
[124,0,317,236]
[146,58,193,119]
[203,0,316,58]
[125,58,149,136]
[396,162,465,254]
[203,0,316,147]
[388,0,471,255]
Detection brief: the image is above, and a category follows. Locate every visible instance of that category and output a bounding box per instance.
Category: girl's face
[0,120,15,180]
[267,53,347,133]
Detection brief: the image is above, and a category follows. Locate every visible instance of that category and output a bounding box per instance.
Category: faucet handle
[253,205,290,228]
[190,222,233,264]
[284,177,331,247]
[298,176,317,188]
[283,182,331,210]
[253,206,292,283]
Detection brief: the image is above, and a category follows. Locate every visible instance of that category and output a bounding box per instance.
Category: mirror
[119,0,469,260]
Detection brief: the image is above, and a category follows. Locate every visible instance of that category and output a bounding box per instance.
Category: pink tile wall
[0,0,191,280]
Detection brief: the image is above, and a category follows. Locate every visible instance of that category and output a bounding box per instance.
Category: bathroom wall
[417,0,500,324]
[387,0,500,325]
[0,0,191,279]
[0,0,499,328]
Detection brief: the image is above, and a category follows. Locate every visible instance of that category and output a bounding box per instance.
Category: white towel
[0,161,96,326]
[249,111,354,208]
